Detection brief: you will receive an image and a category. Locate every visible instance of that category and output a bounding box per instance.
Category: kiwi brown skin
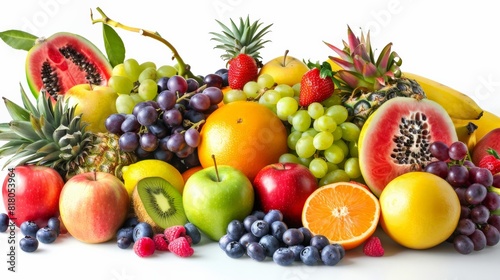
[132,177,187,233]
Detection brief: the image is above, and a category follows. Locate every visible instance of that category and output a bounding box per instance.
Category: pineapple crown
[209,16,272,63]
[0,86,92,171]
[325,25,402,91]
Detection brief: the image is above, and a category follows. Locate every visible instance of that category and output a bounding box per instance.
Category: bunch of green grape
[108,58,178,114]
[224,74,363,186]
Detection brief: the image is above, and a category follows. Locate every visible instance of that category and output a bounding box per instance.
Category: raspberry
[168,236,194,257]
[133,237,156,257]
[164,225,187,242]
[153,234,169,251]
[363,236,384,257]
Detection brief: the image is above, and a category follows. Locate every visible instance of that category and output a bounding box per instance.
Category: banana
[403,72,484,120]
[453,119,478,151]
[452,110,500,142]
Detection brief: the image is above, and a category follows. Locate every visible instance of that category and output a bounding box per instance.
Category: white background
[1,0,500,279]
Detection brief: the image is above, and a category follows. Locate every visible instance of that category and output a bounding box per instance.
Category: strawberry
[228,53,258,90]
[478,148,500,175]
[299,61,335,107]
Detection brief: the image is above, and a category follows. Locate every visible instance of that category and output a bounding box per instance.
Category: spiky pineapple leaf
[30,115,47,140]
[39,115,56,142]
[9,120,41,140]
[3,97,30,121]
[20,85,39,118]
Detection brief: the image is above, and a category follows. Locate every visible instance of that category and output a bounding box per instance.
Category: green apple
[182,165,254,241]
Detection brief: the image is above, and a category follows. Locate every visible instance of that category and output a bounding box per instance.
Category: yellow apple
[259,50,309,86]
[64,84,118,133]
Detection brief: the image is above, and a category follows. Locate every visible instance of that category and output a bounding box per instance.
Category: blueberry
[250,220,269,238]
[246,242,266,262]
[20,220,39,237]
[300,245,321,266]
[273,247,295,266]
[225,241,245,259]
[282,228,304,246]
[321,244,342,266]
[227,220,245,240]
[133,222,154,242]
[47,217,60,236]
[298,227,313,245]
[219,234,236,250]
[122,216,139,228]
[117,237,133,249]
[259,234,280,257]
[270,221,288,241]
[117,227,134,240]
[184,222,201,245]
[289,244,305,261]
[20,236,39,252]
[310,234,330,250]
[263,209,283,225]
[243,215,258,232]
[0,213,9,232]
[251,210,266,220]
[330,243,346,259]
[239,232,258,247]
[36,226,57,244]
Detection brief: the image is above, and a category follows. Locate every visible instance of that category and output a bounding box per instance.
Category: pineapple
[209,16,272,64]
[0,86,136,180]
[325,26,426,127]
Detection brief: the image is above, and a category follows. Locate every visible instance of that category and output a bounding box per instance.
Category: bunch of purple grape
[424,140,500,254]
[105,74,224,173]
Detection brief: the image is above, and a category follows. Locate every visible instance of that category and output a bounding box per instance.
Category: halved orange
[302,181,380,250]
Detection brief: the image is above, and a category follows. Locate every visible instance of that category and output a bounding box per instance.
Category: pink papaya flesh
[25,32,112,99]
[358,97,458,197]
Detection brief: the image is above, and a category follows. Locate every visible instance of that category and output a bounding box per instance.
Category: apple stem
[212,154,220,182]
[93,170,97,181]
[282,50,289,66]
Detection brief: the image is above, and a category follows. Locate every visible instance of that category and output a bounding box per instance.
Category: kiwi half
[132,177,187,233]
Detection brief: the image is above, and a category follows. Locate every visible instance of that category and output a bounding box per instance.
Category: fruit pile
[1,7,500,265]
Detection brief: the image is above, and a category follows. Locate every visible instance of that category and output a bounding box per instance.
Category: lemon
[122,159,184,197]
[379,172,460,249]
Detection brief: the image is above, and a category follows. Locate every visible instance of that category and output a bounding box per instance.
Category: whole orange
[198,101,288,180]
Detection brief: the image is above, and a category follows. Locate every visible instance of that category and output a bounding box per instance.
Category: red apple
[253,162,318,227]
[59,171,129,244]
[472,128,500,167]
[2,165,65,227]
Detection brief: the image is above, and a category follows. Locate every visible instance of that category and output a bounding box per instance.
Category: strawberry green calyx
[306,60,339,87]
[487,148,500,159]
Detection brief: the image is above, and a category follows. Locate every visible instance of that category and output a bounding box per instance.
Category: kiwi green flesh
[132,177,187,232]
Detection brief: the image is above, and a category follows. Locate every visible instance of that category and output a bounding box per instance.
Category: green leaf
[3,97,30,121]
[102,24,125,67]
[0,30,38,51]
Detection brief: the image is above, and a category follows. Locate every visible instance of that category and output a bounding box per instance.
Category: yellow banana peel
[453,120,478,151]
[403,72,483,120]
[452,110,500,142]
